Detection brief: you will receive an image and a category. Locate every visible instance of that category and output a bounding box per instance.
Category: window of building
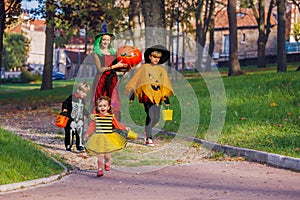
[241,33,246,43]
[223,35,230,55]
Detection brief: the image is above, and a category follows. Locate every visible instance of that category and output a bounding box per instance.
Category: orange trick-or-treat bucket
[162,109,173,121]
[55,114,69,128]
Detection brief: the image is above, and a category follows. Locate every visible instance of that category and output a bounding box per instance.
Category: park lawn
[126,70,300,158]
[208,72,299,157]
[0,80,74,105]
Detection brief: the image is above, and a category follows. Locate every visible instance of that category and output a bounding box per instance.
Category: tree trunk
[41,0,55,90]
[257,0,266,68]
[129,0,142,47]
[195,0,204,71]
[253,0,274,68]
[227,0,243,76]
[141,0,166,47]
[277,0,287,72]
[206,0,215,72]
[0,0,5,84]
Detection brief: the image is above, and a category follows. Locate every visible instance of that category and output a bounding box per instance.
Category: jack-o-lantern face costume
[125,63,174,105]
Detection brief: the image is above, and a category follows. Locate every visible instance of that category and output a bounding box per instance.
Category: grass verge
[0,127,64,185]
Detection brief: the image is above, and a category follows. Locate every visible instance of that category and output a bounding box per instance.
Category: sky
[21,0,39,10]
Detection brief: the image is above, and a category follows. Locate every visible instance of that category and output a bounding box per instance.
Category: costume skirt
[85,131,127,154]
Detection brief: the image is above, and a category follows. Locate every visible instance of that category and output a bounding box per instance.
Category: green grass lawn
[0,127,64,185]
[0,80,74,105]
[0,69,299,185]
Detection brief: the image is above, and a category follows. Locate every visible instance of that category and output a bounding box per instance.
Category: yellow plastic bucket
[162,109,173,121]
[127,130,138,140]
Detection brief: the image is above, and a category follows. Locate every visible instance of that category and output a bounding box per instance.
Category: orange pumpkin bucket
[162,108,173,121]
[55,114,69,128]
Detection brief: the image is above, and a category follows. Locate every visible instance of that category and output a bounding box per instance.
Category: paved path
[1,161,300,200]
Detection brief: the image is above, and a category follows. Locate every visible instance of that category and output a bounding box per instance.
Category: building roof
[215,8,277,30]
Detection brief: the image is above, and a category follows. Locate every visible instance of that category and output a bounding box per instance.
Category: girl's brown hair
[95,96,113,114]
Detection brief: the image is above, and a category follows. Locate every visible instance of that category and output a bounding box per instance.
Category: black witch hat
[94,20,115,41]
[144,45,170,64]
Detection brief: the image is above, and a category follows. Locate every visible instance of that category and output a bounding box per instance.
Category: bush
[20,71,41,83]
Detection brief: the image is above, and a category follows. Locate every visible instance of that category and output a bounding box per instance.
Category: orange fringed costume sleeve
[86,120,96,137]
[112,117,127,131]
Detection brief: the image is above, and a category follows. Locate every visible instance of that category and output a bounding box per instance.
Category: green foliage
[29,0,128,48]
[20,71,42,83]
[239,0,252,8]
[293,21,300,42]
[0,127,63,185]
[3,0,22,26]
[3,33,30,70]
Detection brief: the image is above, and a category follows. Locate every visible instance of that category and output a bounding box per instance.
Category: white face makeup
[100,35,112,49]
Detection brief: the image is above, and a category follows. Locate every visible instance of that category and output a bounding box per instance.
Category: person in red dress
[91,20,127,120]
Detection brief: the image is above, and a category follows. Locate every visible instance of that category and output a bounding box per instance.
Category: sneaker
[97,170,103,177]
[66,145,72,151]
[146,138,154,147]
[105,163,111,171]
[77,146,84,152]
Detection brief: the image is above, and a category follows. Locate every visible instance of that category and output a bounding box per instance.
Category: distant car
[52,71,66,80]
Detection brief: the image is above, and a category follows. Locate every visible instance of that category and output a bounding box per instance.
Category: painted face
[100,35,111,49]
[77,89,88,99]
[97,99,110,115]
[149,54,161,65]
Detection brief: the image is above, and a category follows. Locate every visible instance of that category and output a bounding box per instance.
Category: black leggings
[64,126,81,150]
[144,102,161,139]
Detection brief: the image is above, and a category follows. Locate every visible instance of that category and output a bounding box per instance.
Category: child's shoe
[66,145,72,151]
[97,169,103,177]
[105,163,111,171]
[146,138,154,147]
[77,146,84,152]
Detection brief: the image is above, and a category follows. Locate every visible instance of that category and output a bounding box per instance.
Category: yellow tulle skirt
[85,132,127,154]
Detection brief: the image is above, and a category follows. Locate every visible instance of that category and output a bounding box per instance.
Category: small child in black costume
[62,82,90,152]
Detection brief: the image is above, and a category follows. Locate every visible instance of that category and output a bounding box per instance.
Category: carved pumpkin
[116,45,142,69]
[125,64,174,105]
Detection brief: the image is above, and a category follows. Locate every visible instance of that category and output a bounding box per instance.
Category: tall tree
[0,0,5,81]
[250,0,275,68]
[3,33,30,70]
[129,0,142,47]
[41,0,55,90]
[206,0,215,72]
[141,0,166,47]
[194,0,204,71]
[227,0,243,76]
[277,0,287,72]
[0,0,22,83]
